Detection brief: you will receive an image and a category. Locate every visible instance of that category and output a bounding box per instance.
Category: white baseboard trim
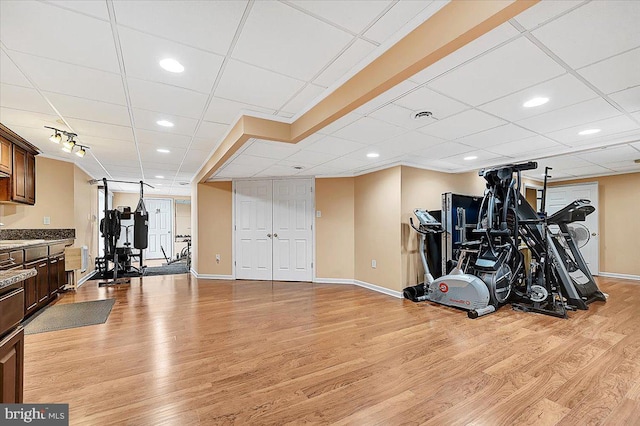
[599,272,640,282]
[314,277,402,298]
[76,270,97,288]
[191,269,234,280]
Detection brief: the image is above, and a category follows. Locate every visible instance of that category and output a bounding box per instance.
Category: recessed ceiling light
[159,58,184,73]
[155,175,164,179]
[523,97,549,108]
[578,128,601,136]
[156,120,174,127]
[157,148,170,153]
[366,152,380,158]
[463,156,478,161]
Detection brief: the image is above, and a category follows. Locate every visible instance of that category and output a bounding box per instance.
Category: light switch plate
[43,216,51,225]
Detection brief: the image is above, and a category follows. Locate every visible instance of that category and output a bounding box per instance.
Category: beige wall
[315,178,355,280]
[194,182,232,276]
[400,166,486,287]
[550,172,640,276]
[0,156,75,228]
[72,165,98,280]
[354,167,402,291]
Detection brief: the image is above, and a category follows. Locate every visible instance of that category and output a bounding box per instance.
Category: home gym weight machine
[90,178,152,286]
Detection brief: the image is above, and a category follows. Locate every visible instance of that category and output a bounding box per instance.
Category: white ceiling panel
[0,84,54,115]
[233,1,352,81]
[0,108,62,131]
[368,104,432,130]
[118,27,224,93]
[45,0,109,20]
[343,143,405,164]
[516,98,622,134]
[113,0,247,55]
[609,86,640,113]
[216,163,262,178]
[132,108,198,136]
[532,1,640,69]
[314,39,377,88]
[182,148,210,167]
[127,78,208,119]
[428,37,565,106]
[68,119,134,142]
[332,116,405,144]
[0,1,119,73]
[46,92,130,126]
[304,163,349,176]
[280,150,338,167]
[478,74,598,123]
[442,149,506,164]
[605,161,640,173]
[135,129,191,148]
[228,154,279,168]
[0,50,32,87]
[190,137,219,152]
[8,51,127,105]
[512,0,584,30]
[418,109,506,140]
[281,84,326,115]
[317,111,362,134]
[577,145,640,164]
[319,155,370,171]
[306,135,367,156]
[363,0,433,43]
[384,131,446,153]
[415,141,474,160]
[354,80,419,115]
[241,140,300,160]
[578,48,640,95]
[403,156,460,172]
[563,164,613,177]
[410,22,520,85]
[393,86,468,119]
[455,124,536,149]
[254,164,303,177]
[534,155,592,170]
[1,124,61,150]
[138,142,186,161]
[215,60,305,110]
[546,115,639,147]
[204,97,275,125]
[289,0,392,34]
[195,121,228,141]
[486,135,563,157]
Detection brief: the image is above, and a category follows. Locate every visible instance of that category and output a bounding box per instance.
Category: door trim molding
[599,272,640,282]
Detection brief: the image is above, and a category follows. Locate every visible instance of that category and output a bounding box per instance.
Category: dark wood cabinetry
[0,326,24,403]
[0,124,39,205]
[23,272,38,316]
[26,152,35,204]
[25,259,49,306]
[0,137,11,175]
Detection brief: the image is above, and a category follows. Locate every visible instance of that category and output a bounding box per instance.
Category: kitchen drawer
[24,246,47,262]
[0,288,24,337]
[48,243,66,256]
[9,250,23,265]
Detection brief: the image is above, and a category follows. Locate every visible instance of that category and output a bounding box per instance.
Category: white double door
[546,183,599,275]
[235,179,314,282]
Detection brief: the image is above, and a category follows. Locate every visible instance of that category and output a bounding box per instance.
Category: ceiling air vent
[293,166,304,170]
[178,182,190,186]
[411,110,434,120]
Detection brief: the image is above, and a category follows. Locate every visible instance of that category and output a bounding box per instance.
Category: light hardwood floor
[24,274,640,425]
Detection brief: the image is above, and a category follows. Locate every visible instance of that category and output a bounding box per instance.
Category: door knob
[267,234,272,238]
[274,233,278,238]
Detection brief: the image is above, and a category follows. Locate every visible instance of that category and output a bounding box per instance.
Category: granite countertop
[0,268,37,291]
[0,238,74,251]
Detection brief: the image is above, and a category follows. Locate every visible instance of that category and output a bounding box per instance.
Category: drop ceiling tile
[229,154,278,168]
[415,141,474,160]
[516,98,621,134]
[135,129,191,148]
[578,48,640,95]
[113,0,247,55]
[604,160,640,173]
[363,0,433,43]
[293,132,325,149]
[0,108,62,131]
[9,52,126,105]
[118,28,224,94]
[403,156,459,172]
[368,104,431,130]
[132,108,198,136]
[242,140,300,160]
[318,112,362,135]
[304,163,349,175]
[332,116,405,144]
[410,22,520,84]
[0,84,54,115]
[535,155,593,170]
[217,163,262,178]
[68,119,134,142]
[0,1,119,72]
[609,86,640,113]
[486,135,563,157]
[577,145,640,165]
[281,84,326,115]
[634,112,640,122]
[280,150,338,167]
[195,121,228,141]
[233,1,352,81]
[479,74,599,123]
[442,149,505,164]
[254,164,303,177]
[289,0,391,34]
[127,78,208,119]
[429,37,565,106]
[0,124,62,149]
[314,39,377,88]
[182,149,210,166]
[0,50,31,87]
[343,143,405,163]
[306,135,367,156]
[513,0,584,30]
[46,92,130,126]
[204,97,275,125]
[546,115,640,147]
[563,164,614,177]
[354,80,418,115]
[190,137,218,152]
[534,1,640,69]
[320,155,369,171]
[393,86,469,120]
[418,109,506,140]
[138,142,186,161]
[456,124,536,149]
[215,60,305,110]
[45,0,109,20]
[384,131,446,153]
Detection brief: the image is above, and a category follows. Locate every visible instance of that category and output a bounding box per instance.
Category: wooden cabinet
[57,254,66,291]
[0,137,11,175]
[23,272,38,316]
[24,259,49,306]
[48,256,59,297]
[26,152,35,203]
[0,327,24,403]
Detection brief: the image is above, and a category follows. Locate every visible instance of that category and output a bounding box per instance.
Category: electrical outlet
[316,210,322,218]
[216,254,221,263]
[43,216,51,225]
[371,259,377,269]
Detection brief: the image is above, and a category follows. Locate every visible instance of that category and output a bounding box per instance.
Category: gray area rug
[143,261,189,276]
[23,299,116,335]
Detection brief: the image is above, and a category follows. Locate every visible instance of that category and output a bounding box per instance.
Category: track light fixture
[48,130,62,144]
[75,145,87,157]
[44,126,89,158]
